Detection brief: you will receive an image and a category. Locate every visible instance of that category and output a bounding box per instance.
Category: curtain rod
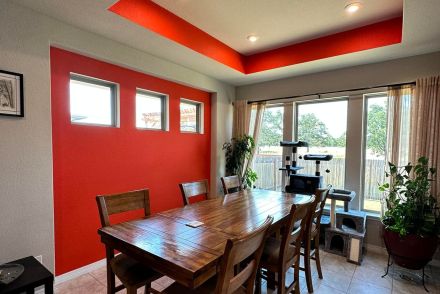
[247,81,416,104]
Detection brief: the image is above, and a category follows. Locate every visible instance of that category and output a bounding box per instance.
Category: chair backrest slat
[221,175,241,195]
[179,180,209,206]
[311,187,330,229]
[215,216,273,294]
[281,197,315,264]
[96,189,150,227]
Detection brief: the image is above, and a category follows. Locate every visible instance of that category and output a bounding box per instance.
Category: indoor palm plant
[223,135,258,189]
[379,156,439,269]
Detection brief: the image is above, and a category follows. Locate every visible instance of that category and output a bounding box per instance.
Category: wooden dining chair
[179,179,209,206]
[299,187,330,293]
[256,197,315,294]
[162,216,274,294]
[221,175,242,195]
[96,189,162,294]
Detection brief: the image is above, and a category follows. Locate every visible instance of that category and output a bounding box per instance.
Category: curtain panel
[232,100,266,180]
[409,76,440,200]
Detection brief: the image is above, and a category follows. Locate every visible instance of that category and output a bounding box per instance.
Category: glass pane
[296,100,348,194]
[136,92,163,129]
[252,106,284,191]
[180,101,199,132]
[70,79,113,125]
[363,95,388,212]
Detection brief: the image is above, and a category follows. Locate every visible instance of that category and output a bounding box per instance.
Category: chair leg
[267,271,276,290]
[255,268,262,294]
[314,236,323,279]
[277,271,285,294]
[293,264,300,294]
[105,247,116,294]
[144,282,151,294]
[304,238,313,293]
[126,286,137,294]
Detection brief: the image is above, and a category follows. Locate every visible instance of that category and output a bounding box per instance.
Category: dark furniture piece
[0,256,53,294]
[300,187,330,293]
[98,189,311,289]
[220,175,242,194]
[96,189,162,294]
[257,197,315,294]
[179,179,209,206]
[162,216,273,293]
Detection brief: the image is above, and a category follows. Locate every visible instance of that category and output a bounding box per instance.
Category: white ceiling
[13,0,440,86]
[153,0,403,55]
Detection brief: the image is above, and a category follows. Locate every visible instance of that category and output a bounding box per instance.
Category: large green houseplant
[379,156,439,269]
[223,135,258,189]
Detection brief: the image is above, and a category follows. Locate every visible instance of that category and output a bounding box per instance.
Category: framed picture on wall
[0,70,24,117]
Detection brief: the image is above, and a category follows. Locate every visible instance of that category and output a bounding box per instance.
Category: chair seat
[162,277,246,294]
[261,237,297,270]
[110,254,162,287]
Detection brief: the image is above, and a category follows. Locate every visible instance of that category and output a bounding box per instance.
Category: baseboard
[365,243,387,255]
[54,258,106,285]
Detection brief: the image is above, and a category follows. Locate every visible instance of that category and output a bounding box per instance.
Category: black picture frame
[0,69,24,117]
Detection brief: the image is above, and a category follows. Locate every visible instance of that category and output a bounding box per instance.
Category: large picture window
[69,74,117,126]
[362,94,388,212]
[296,99,348,189]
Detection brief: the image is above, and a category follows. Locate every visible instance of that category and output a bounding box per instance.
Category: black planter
[382,227,438,270]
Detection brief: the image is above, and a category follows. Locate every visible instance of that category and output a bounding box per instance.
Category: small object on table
[0,256,53,294]
[186,221,204,228]
[0,264,24,285]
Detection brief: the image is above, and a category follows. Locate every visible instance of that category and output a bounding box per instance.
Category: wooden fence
[252,155,385,200]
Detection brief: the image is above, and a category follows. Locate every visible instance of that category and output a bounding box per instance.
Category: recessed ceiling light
[345,2,362,14]
[247,35,259,42]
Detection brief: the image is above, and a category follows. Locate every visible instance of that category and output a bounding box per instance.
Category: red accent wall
[50,47,211,275]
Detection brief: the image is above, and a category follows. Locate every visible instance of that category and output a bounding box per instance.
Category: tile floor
[54,249,439,294]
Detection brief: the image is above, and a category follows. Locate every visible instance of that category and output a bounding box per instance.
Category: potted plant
[379,156,439,270]
[223,135,258,189]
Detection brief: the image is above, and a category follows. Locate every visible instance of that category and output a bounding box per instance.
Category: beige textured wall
[0,2,233,273]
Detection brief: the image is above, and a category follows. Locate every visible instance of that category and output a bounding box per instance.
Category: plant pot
[382,227,438,270]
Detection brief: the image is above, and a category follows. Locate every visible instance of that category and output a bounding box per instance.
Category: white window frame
[69,73,119,127]
[135,88,169,131]
[180,98,204,134]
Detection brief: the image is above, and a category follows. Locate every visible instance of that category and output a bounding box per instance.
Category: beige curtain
[232,100,252,138]
[243,102,266,178]
[387,85,413,166]
[232,100,266,180]
[409,76,440,200]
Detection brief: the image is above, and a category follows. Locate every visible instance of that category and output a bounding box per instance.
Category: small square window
[136,90,167,130]
[69,74,117,126]
[180,99,203,133]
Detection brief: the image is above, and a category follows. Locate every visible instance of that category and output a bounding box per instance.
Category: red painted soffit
[109,0,403,74]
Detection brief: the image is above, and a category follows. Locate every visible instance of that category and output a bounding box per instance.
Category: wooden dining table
[98,189,311,289]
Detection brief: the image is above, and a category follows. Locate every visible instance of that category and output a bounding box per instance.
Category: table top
[0,256,53,294]
[98,189,311,288]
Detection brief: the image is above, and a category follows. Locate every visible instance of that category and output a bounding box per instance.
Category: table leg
[45,280,54,294]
